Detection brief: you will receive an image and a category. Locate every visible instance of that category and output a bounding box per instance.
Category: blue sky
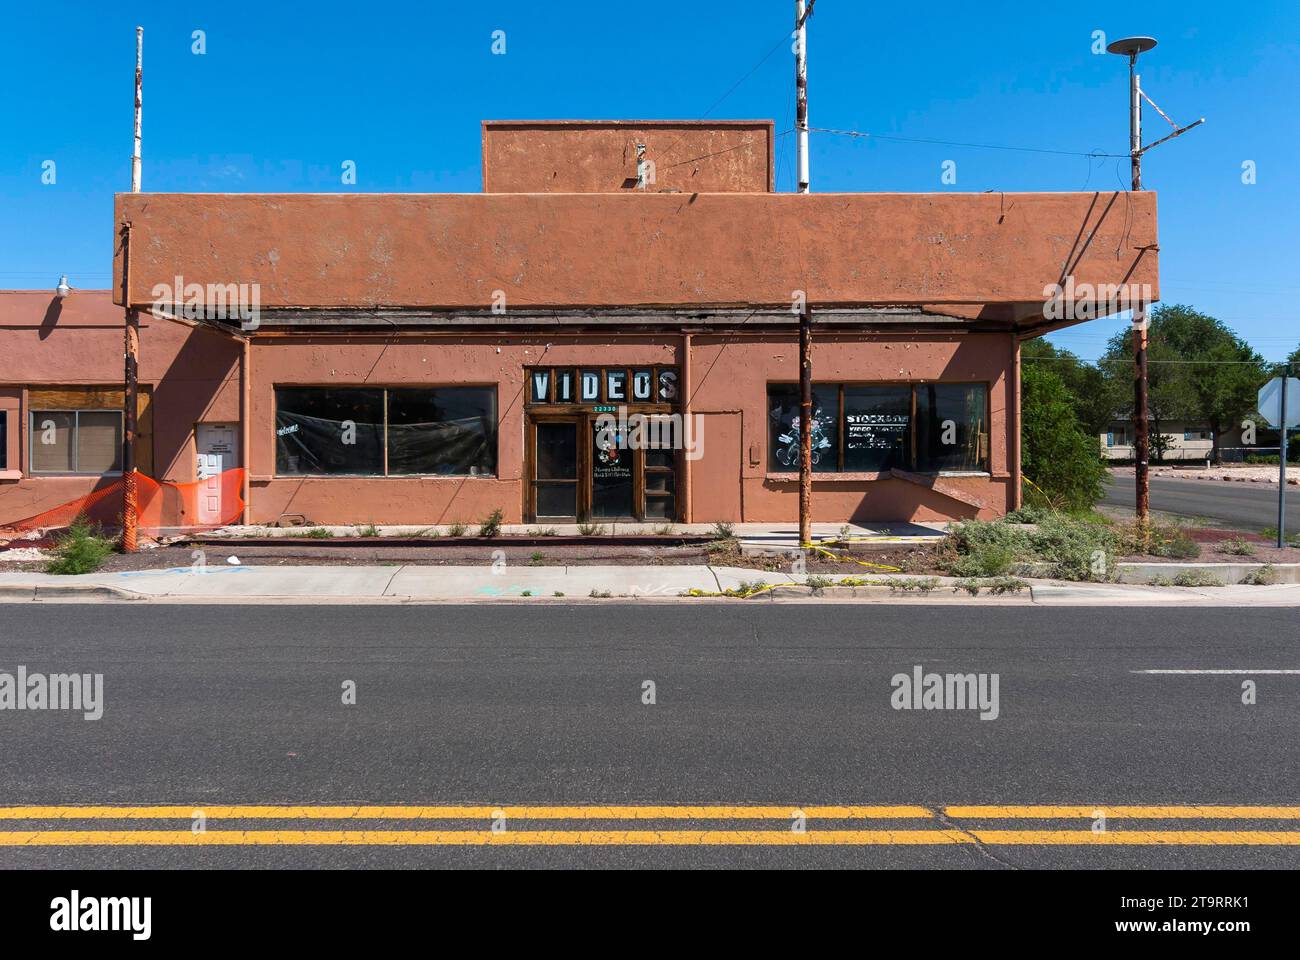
[2,1,1296,361]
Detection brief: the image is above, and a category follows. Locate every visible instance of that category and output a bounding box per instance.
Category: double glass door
[530,417,671,522]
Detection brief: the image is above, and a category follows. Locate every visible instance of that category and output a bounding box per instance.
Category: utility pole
[1107,36,1204,529]
[122,26,143,552]
[795,0,814,547]
[795,0,812,195]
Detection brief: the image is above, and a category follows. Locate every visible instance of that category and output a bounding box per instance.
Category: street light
[55,275,72,298]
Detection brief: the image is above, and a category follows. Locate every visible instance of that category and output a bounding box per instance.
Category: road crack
[928,804,1020,870]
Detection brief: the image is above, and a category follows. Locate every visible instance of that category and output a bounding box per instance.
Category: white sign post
[1259,376,1298,548]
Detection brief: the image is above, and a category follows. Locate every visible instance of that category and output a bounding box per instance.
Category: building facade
[1,120,1159,531]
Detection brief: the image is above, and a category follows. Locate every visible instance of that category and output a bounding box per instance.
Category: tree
[1020,338,1112,436]
[1099,304,1267,462]
[1020,363,1110,511]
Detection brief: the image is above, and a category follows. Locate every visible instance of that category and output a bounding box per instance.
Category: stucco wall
[114,190,1158,310]
[0,291,241,526]
[481,120,774,193]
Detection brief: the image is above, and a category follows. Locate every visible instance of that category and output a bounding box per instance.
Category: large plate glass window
[274,387,497,477]
[388,387,496,475]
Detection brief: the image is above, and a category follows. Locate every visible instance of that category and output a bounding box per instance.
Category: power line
[809,125,1127,159]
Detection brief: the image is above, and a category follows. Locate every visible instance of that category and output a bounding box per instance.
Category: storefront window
[29,410,122,475]
[766,384,840,472]
[767,383,988,474]
[274,387,497,477]
[916,383,987,472]
[387,388,496,475]
[844,386,912,471]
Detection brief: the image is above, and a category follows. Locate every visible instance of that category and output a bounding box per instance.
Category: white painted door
[195,423,239,525]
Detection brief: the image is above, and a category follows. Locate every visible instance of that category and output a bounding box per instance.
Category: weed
[529,551,544,565]
[527,527,559,537]
[521,590,533,597]
[305,527,334,539]
[1172,569,1224,588]
[953,576,1028,596]
[711,521,736,538]
[588,589,612,598]
[578,522,605,536]
[1148,575,1174,586]
[805,576,834,590]
[653,523,676,536]
[478,509,504,538]
[46,518,115,575]
[447,522,469,538]
[354,523,381,538]
[882,577,940,593]
[1240,565,1277,586]
[553,591,565,597]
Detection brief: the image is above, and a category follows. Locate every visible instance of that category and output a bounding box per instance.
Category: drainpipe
[241,338,252,524]
[1011,334,1022,511]
[681,332,692,523]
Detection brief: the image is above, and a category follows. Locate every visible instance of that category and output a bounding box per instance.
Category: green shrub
[1150,529,1200,560]
[529,551,544,565]
[943,519,1032,578]
[447,522,469,537]
[305,527,334,539]
[46,519,115,575]
[945,514,1118,582]
[805,576,834,590]
[1003,505,1052,524]
[478,509,504,537]
[1219,537,1255,557]
[1028,514,1119,581]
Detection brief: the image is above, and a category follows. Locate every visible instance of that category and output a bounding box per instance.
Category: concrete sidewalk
[1,564,1298,605]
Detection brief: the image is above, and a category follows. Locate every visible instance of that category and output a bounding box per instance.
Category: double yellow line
[2,805,1299,846]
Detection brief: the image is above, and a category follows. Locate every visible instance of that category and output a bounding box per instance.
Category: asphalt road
[1,603,1298,869]
[1103,475,1298,530]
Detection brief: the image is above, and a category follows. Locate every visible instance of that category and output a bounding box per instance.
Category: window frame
[272,385,499,479]
[28,408,124,476]
[766,380,991,476]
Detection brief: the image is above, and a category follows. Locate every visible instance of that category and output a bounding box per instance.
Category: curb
[0,583,143,601]
[1116,562,1300,585]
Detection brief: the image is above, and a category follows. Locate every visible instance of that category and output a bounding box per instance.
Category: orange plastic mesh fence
[1,468,246,536]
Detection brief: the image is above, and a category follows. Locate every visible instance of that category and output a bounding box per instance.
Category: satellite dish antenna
[1106,36,1157,57]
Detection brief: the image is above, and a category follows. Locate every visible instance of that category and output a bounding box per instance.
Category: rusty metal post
[122,26,143,551]
[122,309,140,551]
[799,303,813,546]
